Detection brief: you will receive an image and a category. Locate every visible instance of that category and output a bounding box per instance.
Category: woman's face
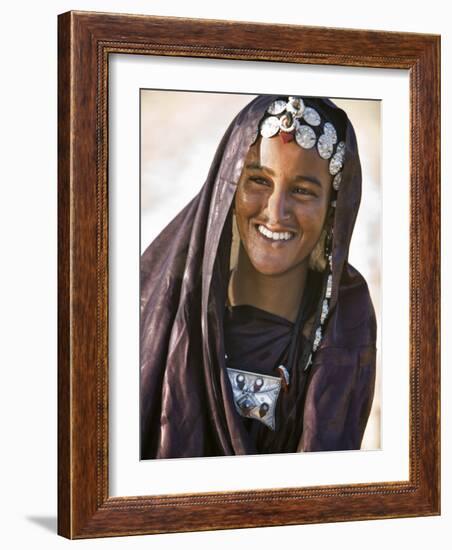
[234,136,332,276]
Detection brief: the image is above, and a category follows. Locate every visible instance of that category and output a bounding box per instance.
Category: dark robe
[140,95,377,459]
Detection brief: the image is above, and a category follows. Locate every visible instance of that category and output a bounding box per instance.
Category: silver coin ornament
[302,106,321,126]
[336,141,346,154]
[332,172,342,191]
[260,116,281,138]
[317,133,334,159]
[329,141,346,175]
[267,99,287,115]
[295,125,316,149]
[323,122,338,144]
[329,155,343,176]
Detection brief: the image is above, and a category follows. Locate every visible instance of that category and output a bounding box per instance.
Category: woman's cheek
[236,188,263,213]
[296,200,328,230]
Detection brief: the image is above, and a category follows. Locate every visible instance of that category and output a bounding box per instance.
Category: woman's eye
[249,176,270,186]
[293,187,314,196]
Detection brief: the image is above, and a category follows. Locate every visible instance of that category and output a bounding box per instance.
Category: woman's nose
[266,189,290,225]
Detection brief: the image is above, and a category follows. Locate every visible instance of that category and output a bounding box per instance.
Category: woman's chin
[248,252,310,277]
[249,259,291,277]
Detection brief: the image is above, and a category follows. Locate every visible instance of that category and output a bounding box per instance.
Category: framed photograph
[58,11,440,538]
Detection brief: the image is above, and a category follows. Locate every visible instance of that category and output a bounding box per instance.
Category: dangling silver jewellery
[225,96,345,430]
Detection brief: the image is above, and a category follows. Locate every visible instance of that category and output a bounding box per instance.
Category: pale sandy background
[141,90,381,450]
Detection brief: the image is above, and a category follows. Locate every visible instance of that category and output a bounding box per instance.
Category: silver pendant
[226,367,282,430]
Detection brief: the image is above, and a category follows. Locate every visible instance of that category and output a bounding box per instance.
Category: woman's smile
[255,223,296,243]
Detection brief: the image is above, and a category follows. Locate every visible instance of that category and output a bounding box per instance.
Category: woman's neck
[228,244,308,323]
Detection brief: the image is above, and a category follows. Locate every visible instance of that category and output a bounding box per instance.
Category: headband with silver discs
[259,97,346,193]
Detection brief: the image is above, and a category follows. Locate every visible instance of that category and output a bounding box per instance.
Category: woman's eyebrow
[246,163,322,187]
[245,162,274,174]
[292,174,322,187]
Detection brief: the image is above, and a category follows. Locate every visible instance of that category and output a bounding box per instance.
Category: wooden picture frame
[58,10,440,539]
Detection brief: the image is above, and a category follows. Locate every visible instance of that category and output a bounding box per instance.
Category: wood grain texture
[57,10,440,539]
[57,10,72,538]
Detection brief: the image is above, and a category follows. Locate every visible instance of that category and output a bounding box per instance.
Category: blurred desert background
[141,90,381,450]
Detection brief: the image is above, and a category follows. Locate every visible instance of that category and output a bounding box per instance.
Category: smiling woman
[140,94,377,459]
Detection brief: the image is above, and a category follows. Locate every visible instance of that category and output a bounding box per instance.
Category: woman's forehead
[245,137,331,180]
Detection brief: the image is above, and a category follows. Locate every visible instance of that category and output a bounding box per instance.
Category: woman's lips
[254,223,296,243]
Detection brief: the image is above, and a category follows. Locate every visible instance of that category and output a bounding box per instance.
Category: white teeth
[257,225,294,241]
